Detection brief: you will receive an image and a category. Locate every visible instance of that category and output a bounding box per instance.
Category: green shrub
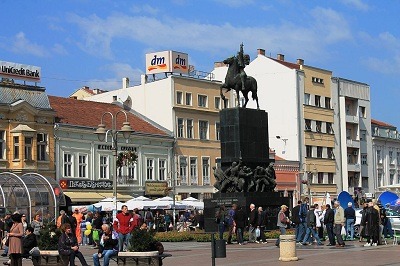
[129,229,157,252]
[38,224,62,250]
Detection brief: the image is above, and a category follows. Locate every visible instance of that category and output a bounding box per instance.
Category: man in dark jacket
[344,202,356,240]
[256,207,267,243]
[291,201,302,242]
[362,201,380,246]
[233,206,246,245]
[92,224,118,266]
[248,204,258,243]
[301,204,323,245]
[324,204,335,246]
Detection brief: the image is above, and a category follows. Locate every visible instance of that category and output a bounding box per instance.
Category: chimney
[122,77,130,89]
[257,49,265,56]
[214,62,226,68]
[277,54,285,61]
[297,58,304,65]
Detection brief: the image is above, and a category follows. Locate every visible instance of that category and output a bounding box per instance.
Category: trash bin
[214,239,226,258]
[278,235,298,262]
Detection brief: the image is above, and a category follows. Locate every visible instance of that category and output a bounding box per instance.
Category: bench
[39,250,68,266]
[113,251,172,266]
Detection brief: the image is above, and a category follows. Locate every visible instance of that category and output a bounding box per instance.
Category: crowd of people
[215,197,396,248]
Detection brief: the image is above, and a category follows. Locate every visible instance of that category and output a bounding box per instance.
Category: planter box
[40,250,59,256]
[117,251,160,266]
[118,251,159,257]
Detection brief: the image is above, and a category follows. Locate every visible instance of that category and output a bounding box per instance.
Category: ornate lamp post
[94,110,133,219]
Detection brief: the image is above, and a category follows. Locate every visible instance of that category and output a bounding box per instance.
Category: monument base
[204,192,291,232]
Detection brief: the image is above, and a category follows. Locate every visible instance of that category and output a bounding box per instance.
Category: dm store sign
[146,51,188,75]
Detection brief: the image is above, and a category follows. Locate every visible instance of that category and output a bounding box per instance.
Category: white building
[331,78,374,194]
[372,119,400,195]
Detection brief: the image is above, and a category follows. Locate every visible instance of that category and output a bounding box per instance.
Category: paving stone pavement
[3,239,400,266]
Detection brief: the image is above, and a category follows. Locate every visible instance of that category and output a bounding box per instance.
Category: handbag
[340,226,346,236]
[255,228,260,238]
[2,235,8,246]
[92,230,100,241]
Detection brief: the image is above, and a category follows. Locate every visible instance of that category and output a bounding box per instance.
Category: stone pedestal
[278,235,298,262]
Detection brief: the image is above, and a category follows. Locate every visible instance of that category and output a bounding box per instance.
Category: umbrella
[93,199,123,211]
[154,196,174,201]
[131,196,152,201]
[125,198,156,210]
[182,197,199,202]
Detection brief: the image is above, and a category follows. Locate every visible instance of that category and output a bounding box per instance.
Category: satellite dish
[118,91,129,103]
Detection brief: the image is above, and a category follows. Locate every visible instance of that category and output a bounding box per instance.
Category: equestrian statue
[220,43,259,109]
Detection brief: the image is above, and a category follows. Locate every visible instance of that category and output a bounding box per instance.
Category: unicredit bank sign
[0,61,41,82]
[145,51,188,75]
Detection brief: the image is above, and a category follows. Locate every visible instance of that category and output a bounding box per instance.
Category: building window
[317,146,323,158]
[99,155,108,179]
[216,122,220,141]
[377,150,382,163]
[318,173,324,184]
[328,173,334,184]
[190,157,197,185]
[186,119,193,139]
[360,130,367,141]
[78,154,87,178]
[312,77,324,84]
[327,147,334,159]
[325,97,331,109]
[377,172,383,187]
[13,136,19,160]
[198,95,208,107]
[326,122,333,134]
[362,176,369,189]
[128,163,136,180]
[202,158,210,185]
[199,120,208,140]
[25,137,33,161]
[0,131,4,160]
[186,92,192,105]
[361,154,367,165]
[306,145,312,157]
[315,95,321,107]
[304,93,310,105]
[177,118,184,138]
[397,152,400,166]
[64,153,73,177]
[305,119,311,131]
[215,158,221,169]
[397,170,400,184]
[176,91,183,104]
[179,156,187,185]
[159,159,166,181]
[215,97,221,110]
[389,151,394,164]
[316,121,322,133]
[146,158,154,180]
[390,173,395,185]
[359,106,366,118]
[37,133,47,161]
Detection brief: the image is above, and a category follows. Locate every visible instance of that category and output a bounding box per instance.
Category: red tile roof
[269,58,300,70]
[371,118,395,128]
[48,96,168,136]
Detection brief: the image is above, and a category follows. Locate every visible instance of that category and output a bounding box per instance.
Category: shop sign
[0,61,41,82]
[145,181,168,196]
[60,179,113,190]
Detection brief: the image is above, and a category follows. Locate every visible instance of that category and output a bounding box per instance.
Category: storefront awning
[64,191,133,202]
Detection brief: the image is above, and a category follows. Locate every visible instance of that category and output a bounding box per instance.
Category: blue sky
[1,0,400,126]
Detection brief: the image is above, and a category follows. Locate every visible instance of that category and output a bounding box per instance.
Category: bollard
[278,235,298,262]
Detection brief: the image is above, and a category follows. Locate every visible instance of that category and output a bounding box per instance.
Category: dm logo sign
[145,51,189,75]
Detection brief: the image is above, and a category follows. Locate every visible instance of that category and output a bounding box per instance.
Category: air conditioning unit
[353,150,359,156]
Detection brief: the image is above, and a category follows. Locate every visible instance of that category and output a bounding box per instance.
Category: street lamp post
[94,110,133,219]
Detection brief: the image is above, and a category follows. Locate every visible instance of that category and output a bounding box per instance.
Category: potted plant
[38,224,62,264]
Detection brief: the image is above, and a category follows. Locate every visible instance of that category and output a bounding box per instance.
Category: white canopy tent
[92,197,123,211]
[181,197,204,210]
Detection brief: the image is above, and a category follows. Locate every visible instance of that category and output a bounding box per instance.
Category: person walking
[113,205,133,252]
[233,206,246,245]
[30,214,42,241]
[215,206,226,240]
[8,213,24,266]
[301,204,323,246]
[324,204,335,246]
[226,204,236,244]
[362,201,380,247]
[291,201,302,242]
[344,202,356,240]
[92,224,118,266]
[248,204,257,243]
[256,207,267,244]
[333,201,345,247]
[275,205,290,247]
[72,209,84,245]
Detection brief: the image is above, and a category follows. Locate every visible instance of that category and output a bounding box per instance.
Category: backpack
[145,211,154,222]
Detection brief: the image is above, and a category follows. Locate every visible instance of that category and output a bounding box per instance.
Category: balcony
[346,139,360,148]
[347,163,361,172]
[346,114,359,124]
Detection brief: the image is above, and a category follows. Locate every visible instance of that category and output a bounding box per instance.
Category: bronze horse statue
[220,56,259,109]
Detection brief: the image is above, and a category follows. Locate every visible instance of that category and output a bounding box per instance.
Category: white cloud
[131,4,159,15]
[213,0,255,8]
[68,7,352,62]
[52,43,68,55]
[340,0,369,11]
[8,32,48,57]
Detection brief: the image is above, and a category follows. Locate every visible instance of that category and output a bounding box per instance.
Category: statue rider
[237,43,248,92]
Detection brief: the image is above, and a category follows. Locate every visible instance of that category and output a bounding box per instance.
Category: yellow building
[0,80,56,178]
